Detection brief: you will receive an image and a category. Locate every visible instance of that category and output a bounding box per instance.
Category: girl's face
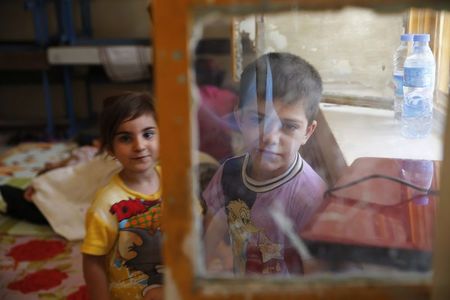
[110,113,159,177]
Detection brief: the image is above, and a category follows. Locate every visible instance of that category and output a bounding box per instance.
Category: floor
[0,140,86,299]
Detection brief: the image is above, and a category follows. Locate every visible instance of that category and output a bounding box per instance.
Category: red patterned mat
[0,235,86,299]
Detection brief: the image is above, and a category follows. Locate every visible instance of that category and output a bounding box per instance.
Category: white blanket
[32,155,121,241]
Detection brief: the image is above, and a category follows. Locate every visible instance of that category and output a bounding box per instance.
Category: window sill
[311,103,443,185]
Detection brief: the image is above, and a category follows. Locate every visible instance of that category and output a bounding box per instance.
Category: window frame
[151,1,450,299]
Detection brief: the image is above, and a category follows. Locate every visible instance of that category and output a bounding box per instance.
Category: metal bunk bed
[1,0,151,138]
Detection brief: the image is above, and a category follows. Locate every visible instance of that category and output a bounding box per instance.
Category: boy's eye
[282,122,299,132]
[248,114,263,125]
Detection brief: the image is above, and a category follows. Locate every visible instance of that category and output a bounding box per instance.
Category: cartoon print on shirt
[226,199,283,274]
[110,199,152,223]
[110,198,162,287]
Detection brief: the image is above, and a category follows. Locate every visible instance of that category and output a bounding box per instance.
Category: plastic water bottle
[401,159,434,205]
[401,34,436,139]
[393,34,413,120]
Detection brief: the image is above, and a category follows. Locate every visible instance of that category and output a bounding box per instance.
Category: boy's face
[236,98,316,180]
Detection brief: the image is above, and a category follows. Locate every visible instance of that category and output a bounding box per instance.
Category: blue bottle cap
[400,34,414,41]
[413,34,430,42]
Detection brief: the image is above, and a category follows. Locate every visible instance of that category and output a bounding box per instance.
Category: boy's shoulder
[220,154,247,183]
[222,154,246,170]
[217,154,326,193]
[299,160,326,184]
[291,159,327,198]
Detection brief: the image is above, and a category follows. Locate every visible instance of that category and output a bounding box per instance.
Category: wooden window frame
[152,1,450,299]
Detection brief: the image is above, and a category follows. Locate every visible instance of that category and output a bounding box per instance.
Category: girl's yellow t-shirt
[82,168,162,300]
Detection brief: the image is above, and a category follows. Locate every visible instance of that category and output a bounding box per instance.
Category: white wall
[251,8,405,101]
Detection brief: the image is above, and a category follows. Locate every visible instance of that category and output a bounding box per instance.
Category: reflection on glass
[401,160,434,205]
[195,58,238,162]
[202,53,325,275]
[302,158,438,272]
[192,8,445,280]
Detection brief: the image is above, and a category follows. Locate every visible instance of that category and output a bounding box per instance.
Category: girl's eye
[117,135,131,143]
[143,130,155,139]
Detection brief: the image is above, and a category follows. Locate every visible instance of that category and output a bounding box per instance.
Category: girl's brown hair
[99,92,156,154]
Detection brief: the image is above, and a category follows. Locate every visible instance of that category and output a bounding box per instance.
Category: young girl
[81,92,163,300]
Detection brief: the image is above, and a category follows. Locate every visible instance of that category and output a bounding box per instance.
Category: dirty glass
[191,6,446,283]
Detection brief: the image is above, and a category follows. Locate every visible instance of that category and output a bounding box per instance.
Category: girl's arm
[83,253,110,300]
[143,286,164,300]
[23,186,35,202]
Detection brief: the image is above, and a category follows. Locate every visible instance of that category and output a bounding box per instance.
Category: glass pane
[190,6,447,283]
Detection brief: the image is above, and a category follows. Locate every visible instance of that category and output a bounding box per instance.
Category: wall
[0,0,150,130]
[194,7,405,105]
[248,8,405,101]
[0,0,150,40]
[0,3,404,130]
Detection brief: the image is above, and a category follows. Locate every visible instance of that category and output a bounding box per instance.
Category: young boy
[203,52,327,275]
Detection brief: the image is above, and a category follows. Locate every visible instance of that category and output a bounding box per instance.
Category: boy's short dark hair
[239,52,322,123]
[99,91,156,154]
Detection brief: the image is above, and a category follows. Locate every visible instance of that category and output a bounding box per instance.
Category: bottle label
[404,67,434,88]
[393,74,403,97]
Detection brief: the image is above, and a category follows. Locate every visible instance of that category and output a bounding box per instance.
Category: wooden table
[301,157,440,271]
